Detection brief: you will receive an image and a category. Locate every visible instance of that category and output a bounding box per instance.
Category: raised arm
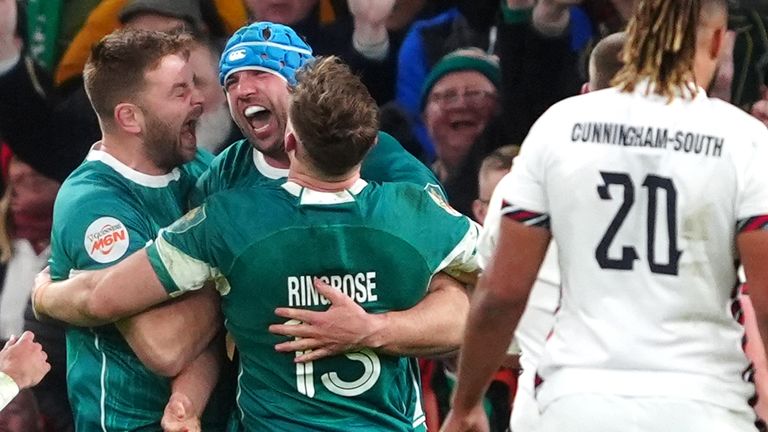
[270,272,472,362]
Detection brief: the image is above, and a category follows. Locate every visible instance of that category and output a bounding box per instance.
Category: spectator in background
[242,0,401,104]
[395,6,491,160]
[53,0,238,87]
[472,145,519,224]
[187,37,237,154]
[0,156,60,341]
[0,153,71,432]
[421,48,501,217]
[0,0,234,183]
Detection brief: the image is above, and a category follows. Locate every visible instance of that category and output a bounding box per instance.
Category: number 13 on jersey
[286,319,382,398]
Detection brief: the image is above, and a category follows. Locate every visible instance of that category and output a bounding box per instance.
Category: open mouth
[244,105,272,132]
[450,119,478,131]
[181,117,198,142]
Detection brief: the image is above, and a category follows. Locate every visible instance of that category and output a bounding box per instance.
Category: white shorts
[536,394,759,432]
[509,386,540,431]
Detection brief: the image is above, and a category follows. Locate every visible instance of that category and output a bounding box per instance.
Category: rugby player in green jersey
[35,55,480,431]
[37,21,475,430]
[44,30,230,431]
[197,22,472,367]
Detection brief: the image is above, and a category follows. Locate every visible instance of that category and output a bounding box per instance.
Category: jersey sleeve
[409,184,480,279]
[361,131,444,194]
[477,172,515,270]
[48,186,155,280]
[500,114,552,223]
[736,126,768,233]
[145,203,229,297]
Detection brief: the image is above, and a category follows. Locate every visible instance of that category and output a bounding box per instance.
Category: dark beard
[143,113,185,172]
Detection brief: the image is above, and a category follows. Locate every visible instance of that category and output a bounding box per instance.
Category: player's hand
[0,331,51,389]
[532,0,578,36]
[161,392,201,432]
[31,266,52,320]
[270,277,383,362]
[440,404,490,432]
[347,0,397,26]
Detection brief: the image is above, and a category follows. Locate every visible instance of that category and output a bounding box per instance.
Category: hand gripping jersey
[189,131,443,206]
[498,81,768,415]
[48,146,223,431]
[146,180,479,431]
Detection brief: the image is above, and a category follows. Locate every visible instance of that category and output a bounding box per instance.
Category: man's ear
[709,26,726,61]
[114,103,143,134]
[284,130,297,153]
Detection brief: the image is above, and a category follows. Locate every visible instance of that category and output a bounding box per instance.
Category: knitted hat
[420,48,501,110]
[119,0,205,31]
[219,22,314,86]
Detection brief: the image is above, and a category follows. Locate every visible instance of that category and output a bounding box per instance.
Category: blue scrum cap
[219,21,314,87]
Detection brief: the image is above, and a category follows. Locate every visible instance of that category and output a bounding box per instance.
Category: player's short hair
[589,32,627,91]
[479,145,519,179]
[83,29,193,122]
[289,56,379,178]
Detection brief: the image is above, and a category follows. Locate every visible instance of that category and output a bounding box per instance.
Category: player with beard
[191,22,473,370]
[46,29,229,431]
[34,55,480,431]
[32,22,476,431]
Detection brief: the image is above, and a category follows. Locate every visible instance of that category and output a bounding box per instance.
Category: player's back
[164,180,477,431]
[509,84,768,412]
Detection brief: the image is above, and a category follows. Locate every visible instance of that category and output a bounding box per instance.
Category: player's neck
[262,152,291,170]
[288,166,361,192]
[99,134,170,176]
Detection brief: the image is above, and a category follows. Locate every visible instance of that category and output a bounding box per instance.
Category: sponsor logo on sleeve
[424,184,462,217]
[84,217,130,263]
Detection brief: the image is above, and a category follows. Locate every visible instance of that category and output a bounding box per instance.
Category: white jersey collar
[86,143,181,188]
[631,78,708,102]
[252,149,288,180]
[281,179,368,205]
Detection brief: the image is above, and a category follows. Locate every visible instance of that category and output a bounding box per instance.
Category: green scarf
[26,0,63,70]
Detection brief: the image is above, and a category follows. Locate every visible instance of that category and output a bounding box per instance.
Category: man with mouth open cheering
[45,29,229,432]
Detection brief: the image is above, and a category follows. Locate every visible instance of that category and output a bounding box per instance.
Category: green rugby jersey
[146,180,479,431]
[189,131,443,206]
[48,145,217,431]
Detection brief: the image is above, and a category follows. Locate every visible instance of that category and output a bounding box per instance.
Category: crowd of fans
[0,0,767,431]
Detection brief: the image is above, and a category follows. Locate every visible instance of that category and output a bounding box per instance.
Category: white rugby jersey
[499,82,768,413]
